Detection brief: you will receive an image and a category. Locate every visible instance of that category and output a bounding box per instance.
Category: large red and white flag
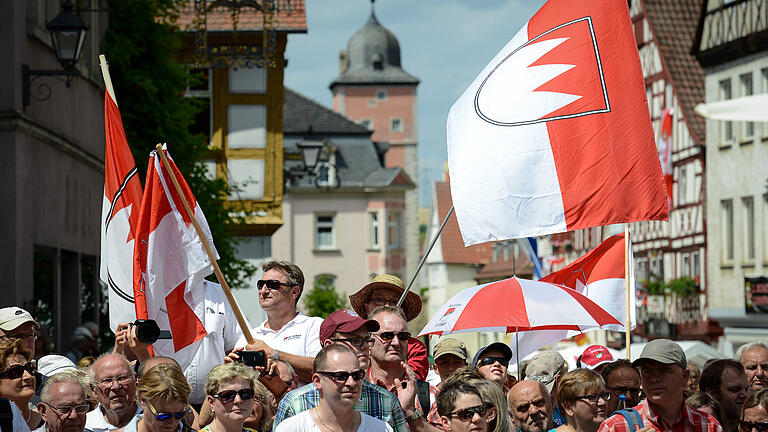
[133,145,217,367]
[100,64,144,331]
[509,232,636,362]
[447,0,668,245]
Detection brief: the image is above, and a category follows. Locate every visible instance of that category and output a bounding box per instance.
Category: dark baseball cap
[631,339,687,369]
[472,342,512,367]
[319,309,379,343]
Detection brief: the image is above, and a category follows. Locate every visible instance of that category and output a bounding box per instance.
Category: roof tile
[434,181,493,265]
[176,0,307,33]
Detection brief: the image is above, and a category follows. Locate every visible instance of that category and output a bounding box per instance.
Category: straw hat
[349,274,423,322]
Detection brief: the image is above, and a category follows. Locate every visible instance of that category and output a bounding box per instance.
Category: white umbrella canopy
[695,94,768,122]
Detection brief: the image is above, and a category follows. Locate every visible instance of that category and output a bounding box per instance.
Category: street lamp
[297,140,325,171]
[22,0,88,108]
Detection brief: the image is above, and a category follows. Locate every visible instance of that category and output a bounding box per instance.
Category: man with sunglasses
[235,261,323,384]
[85,354,140,432]
[274,308,408,432]
[36,371,89,432]
[275,345,392,431]
[600,359,643,416]
[0,307,40,358]
[598,339,722,432]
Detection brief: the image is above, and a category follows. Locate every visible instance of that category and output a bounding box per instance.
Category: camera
[131,319,162,344]
[237,350,266,367]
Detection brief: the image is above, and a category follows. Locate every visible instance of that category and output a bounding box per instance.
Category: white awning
[695,94,768,121]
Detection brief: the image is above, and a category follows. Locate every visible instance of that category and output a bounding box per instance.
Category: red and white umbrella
[419,277,621,337]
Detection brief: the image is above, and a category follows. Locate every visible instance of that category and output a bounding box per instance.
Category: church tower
[330,4,420,282]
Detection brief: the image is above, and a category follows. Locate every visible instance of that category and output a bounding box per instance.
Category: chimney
[339,50,347,74]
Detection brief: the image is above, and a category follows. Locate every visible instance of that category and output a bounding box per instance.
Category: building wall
[704,52,768,336]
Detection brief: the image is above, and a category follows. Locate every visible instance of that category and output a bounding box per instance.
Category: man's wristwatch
[405,410,422,422]
[272,350,280,362]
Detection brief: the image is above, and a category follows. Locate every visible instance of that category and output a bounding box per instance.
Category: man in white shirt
[36,372,90,432]
[235,261,323,383]
[85,354,139,432]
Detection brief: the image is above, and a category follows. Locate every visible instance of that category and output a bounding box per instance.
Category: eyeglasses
[0,362,36,379]
[145,400,190,422]
[95,374,134,388]
[477,356,507,368]
[256,279,292,291]
[374,331,411,342]
[369,297,399,307]
[213,388,255,403]
[449,404,491,420]
[0,332,38,341]
[576,392,612,404]
[42,402,90,416]
[330,337,374,348]
[317,370,366,382]
[740,421,768,432]
[607,386,644,400]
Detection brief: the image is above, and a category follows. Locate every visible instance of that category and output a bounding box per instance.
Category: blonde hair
[0,338,31,367]
[557,368,605,410]
[137,363,190,404]
[204,363,257,395]
[251,381,274,432]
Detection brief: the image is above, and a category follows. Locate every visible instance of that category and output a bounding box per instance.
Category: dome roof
[331,12,419,87]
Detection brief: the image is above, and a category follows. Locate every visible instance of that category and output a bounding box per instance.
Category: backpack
[416,380,431,416]
[0,399,12,432]
[614,408,645,432]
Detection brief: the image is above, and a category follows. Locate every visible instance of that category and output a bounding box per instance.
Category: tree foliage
[304,276,347,318]
[102,0,255,289]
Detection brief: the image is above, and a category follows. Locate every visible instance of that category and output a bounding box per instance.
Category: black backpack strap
[0,399,13,432]
[416,380,431,416]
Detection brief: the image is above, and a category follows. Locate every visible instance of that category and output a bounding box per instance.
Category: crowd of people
[1,260,768,432]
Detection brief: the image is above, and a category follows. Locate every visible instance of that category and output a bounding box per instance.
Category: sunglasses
[145,400,190,422]
[607,386,644,400]
[42,402,90,416]
[317,370,366,382]
[256,279,292,291]
[330,337,374,348]
[374,331,411,342]
[576,392,612,403]
[0,362,36,379]
[213,388,255,403]
[449,404,491,420]
[477,356,507,367]
[740,421,768,432]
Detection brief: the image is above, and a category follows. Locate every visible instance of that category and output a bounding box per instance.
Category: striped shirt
[598,399,723,432]
[272,380,408,432]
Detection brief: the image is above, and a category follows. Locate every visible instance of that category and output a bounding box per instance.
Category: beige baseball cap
[434,338,468,361]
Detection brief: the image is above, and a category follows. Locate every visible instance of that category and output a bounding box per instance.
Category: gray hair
[735,341,768,362]
[41,371,88,403]
[89,352,133,382]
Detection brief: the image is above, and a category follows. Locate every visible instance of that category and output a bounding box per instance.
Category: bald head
[508,380,553,432]
[138,356,179,378]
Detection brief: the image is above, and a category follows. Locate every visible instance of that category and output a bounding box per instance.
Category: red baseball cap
[320,309,380,343]
[581,345,614,370]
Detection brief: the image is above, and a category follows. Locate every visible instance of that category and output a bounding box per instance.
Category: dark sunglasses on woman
[740,421,768,432]
[449,404,491,420]
[213,388,255,403]
[0,362,36,379]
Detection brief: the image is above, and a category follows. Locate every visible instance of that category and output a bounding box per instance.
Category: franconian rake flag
[447,0,668,245]
[133,145,218,368]
[100,72,143,331]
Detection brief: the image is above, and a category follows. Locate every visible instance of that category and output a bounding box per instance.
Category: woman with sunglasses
[437,380,497,432]
[553,369,608,432]
[202,363,260,432]
[740,389,768,432]
[124,362,192,432]
[0,338,42,430]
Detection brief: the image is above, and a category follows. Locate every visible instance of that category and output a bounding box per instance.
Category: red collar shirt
[598,399,723,432]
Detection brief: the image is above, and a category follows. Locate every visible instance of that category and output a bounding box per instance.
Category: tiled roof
[176,0,307,33]
[474,249,533,282]
[434,181,493,265]
[644,0,706,144]
[284,88,371,135]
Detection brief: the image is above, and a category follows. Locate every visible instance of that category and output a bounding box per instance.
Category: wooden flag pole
[624,225,631,360]
[154,143,254,344]
[98,55,117,105]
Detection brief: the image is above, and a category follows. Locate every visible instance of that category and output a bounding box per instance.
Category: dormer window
[372,53,383,70]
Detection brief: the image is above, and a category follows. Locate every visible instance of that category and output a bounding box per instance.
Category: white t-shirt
[235,312,322,358]
[85,404,142,432]
[1,400,30,432]
[274,410,393,432]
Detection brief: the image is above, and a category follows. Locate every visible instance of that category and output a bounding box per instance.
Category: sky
[284,0,547,206]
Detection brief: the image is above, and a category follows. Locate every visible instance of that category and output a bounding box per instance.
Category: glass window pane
[227,159,264,200]
[228,105,266,149]
[229,67,267,93]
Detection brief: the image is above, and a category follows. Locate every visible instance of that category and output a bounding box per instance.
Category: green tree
[102,0,255,289]
[304,276,347,318]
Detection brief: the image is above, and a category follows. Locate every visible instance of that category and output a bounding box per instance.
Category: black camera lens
[133,319,161,344]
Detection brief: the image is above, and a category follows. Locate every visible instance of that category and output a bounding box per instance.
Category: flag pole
[154,143,255,344]
[398,205,454,307]
[98,55,117,105]
[624,225,631,360]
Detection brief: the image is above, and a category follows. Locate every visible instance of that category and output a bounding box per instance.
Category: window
[762,68,768,136]
[387,212,401,249]
[185,68,212,146]
[316,214,335,250]
[227,105,266,149]
[743,197,755,262]
[201,159,217,181]
[719,79,733,143]
[391,118,403,133]
[314,274,336,290]
[227,159,264,200]
[360,119,373,130]
[682,253,690,276]
[722,200,734,262]
[740,73,754,140]
[376,90,387,100]
[678,166,687,206]
[228,67,267,94]
[369,212,380,249]
[691,251,700,279]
